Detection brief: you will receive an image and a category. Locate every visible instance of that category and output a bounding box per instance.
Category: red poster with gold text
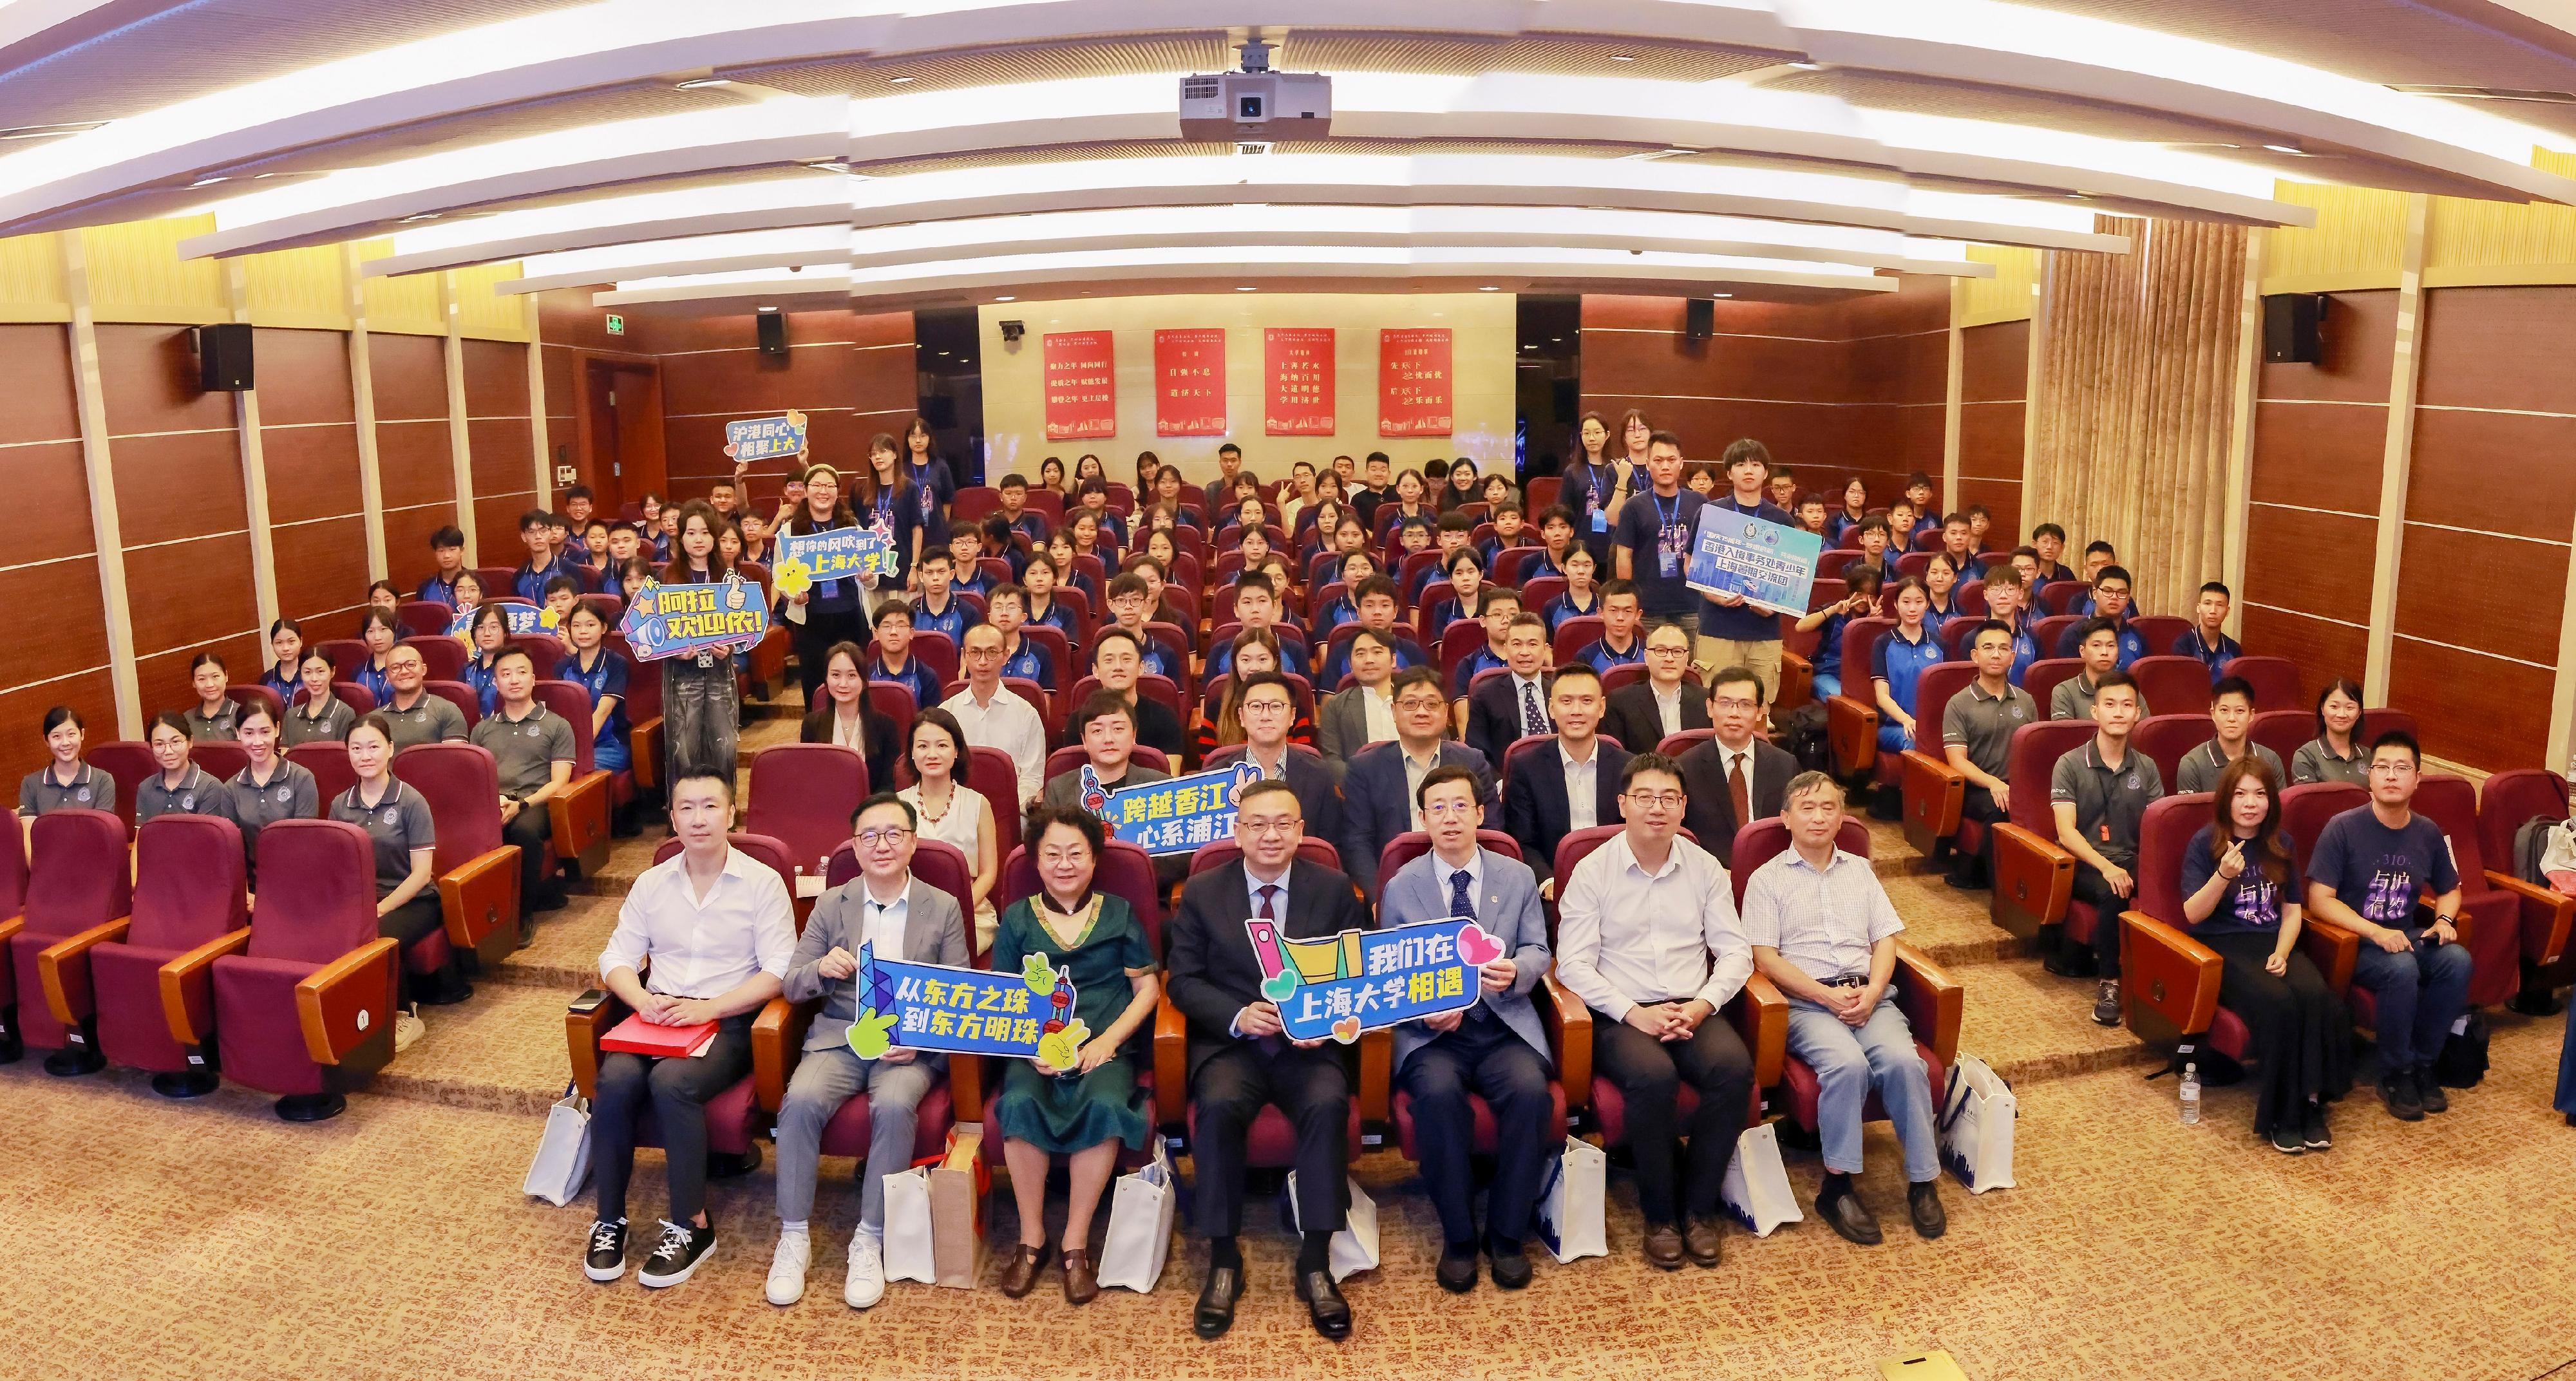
[1154,328,1227,436]
[1043,330,1117,440]
[1264,327,1336,435]
[1378,327,1452,437]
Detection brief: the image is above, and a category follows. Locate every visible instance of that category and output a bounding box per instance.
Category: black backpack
[2433,1009,2490,1089]
[1774,702,1830,773]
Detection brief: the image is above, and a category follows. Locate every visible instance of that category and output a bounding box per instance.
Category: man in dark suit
[1462,612,1555,773]
[1338,665,1497,897]
[1204,672,1343,847]
[1678,664,1797,867]
[1164,779,1372,1342]
[1503,662,1627,892]
[1604,621,1710,754]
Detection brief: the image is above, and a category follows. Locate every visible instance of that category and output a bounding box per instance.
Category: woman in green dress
[991,805,1161,1306]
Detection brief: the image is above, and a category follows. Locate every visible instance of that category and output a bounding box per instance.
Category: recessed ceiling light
[2262,143,2304,155]
[675,78,729,90]
[397,211,440,222]
[1479,285,1500,292]
[1236,285,1258,291]
[1550,336,1563,343]
[1712,292,1733,298]
[887,75,914,84]
[190,175,229,187]
[1609,54,1634,62]
[994,295,1015,301]
[756,305,779,312]
[1788,61,1822,71]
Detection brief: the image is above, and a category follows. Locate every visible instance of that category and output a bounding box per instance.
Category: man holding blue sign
[1687,439,1803,713]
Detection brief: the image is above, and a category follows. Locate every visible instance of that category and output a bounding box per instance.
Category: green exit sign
[605,314,624,335]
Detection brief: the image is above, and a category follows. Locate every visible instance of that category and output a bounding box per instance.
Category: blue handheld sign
[1085,761,1262,856]
[616,578,768,662]
[1247,916,1502,1042]
[1685,507,1822,615]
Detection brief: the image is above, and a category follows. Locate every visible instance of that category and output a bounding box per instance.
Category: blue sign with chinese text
[723,411,808,463]
[845,943,1079,1062]
[776,523,896,587]
[1685,507,1821,615]
[446,603,549,638]
[1084,761,1261,856]
[1249,916,1502,1042]
[616,578,768,662]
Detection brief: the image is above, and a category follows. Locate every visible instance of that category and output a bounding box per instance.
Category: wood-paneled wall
[372,331,459,590]
[0,324,113,752]
[1958,319,2027,540]
[256,328,369,642]
[658,308,918,503]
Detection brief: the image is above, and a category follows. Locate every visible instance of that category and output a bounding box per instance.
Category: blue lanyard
[1653,489,1683,536]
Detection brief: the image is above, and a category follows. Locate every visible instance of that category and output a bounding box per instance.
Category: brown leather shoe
[1061,1248,1099,1305]
[1683,1216,1724,1268]
[997,1243,1050,1299]
[1642,1223,1684,1270]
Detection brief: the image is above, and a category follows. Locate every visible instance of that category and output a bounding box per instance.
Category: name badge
[1591,510,1609,532]
[1659,550,1680,576]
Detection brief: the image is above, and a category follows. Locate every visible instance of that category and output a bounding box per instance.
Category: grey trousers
[773,1044,937,1233]
[661,658,738,784]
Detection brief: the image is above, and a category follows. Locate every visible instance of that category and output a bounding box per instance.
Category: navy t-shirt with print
[2181,825,2302,937]
[1611,488,1707,618]
[2306,808,2458,928]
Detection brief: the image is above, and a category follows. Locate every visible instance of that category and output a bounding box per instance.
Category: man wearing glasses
[1338,664,1497,897]
[1206,671,1342,849]
[1555,752,1756,1271]
[766,794,971,1310]
[942,623,1048,806]
[1678,665,1797,868]
[1603,623,1711,757]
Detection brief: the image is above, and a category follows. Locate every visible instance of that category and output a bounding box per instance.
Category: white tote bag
[1940,1052,2018,1194]
[1096,1140,1178,1293]
[522,1083,592,1207]
[1534,1136,1608,1263]
[1283,1172,1380,1282]
[1719,1121,1804,1237]
[880,1165,940,1284]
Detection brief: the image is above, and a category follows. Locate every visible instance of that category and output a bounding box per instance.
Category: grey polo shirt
[2049,740,2164,869]
[19,764,113,818]
[328,780,437,897]
[1941,679,2039,782]
[135,764,240,829]
[183,702,240,742]
[281,696,356,747]
[227,760,319,856]
[470,704,579,798]
[382,692,469,751]
[2049,673,2150,723]
[2289,737,2369,787]
[2175,740,2286,795]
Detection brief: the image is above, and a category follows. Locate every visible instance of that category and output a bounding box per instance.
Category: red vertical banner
[1043,330,1117,440]
[1264,327,1336,435]
[1378,327,1453,437]
[1153,328,1227,436]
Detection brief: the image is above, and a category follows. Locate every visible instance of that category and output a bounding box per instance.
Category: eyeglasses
[1422,800,1479,818]
[1624,791,1686,808]
[1238,816,1302,836]
[1037,847,1093,866]
[1394,697,1447,713]
[1646,644,1689,656]
[855,827,913,848]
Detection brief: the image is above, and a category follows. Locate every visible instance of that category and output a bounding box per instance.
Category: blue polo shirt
[1871,624,1946,718]
[1542,591,1601,635]
[1812,610,1858,680]
[513,555,584,602]
[462,654,502,715]
[1696,496,1795,641]
[1027,599,1079,641]
[562,648,630,768]
[1207,636,1310,681]
[2056,617,2147,669]
[352,657,395,708]
[1996,616,2038,686]
[2174,627,2242,683]
[908,594,974,644]
[1313,596,1357,633]
[1451,646,1505,695]
[417,572,464,608]
[998,635,1055,689]
[1578,635,1643,676]
[873,654,942,711]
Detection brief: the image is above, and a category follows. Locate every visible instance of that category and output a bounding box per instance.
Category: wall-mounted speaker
[2262,294,2325,364]
[1684,297,1716,340]
[756,311,788,357]
[193,322,254,391]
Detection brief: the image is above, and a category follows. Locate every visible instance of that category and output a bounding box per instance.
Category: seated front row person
[1744,771,1945,1245]
[2049,670,2163,1028]
[1553,753,1756,1273]
[2175,675,2283,794]
[585,768,793,1290]
[765,793,971,1311]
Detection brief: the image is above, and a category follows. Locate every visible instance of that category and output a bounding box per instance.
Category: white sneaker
[765,1230,810,1306]
[393,1010,425,1053]
[844,1228,885,1309]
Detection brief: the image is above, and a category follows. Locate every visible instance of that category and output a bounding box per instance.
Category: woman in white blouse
[896,707,999,950]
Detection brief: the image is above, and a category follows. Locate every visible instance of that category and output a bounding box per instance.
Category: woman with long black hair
[904,413,956,549]
[660,500,750,781]
[782,462,875,708]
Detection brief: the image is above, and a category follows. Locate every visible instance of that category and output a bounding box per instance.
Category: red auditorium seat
[1987,720,2099,943]
[397,601,455,639]
[746,744,869,885]
[1549,615,1604,668]
[81,815,252,1096]
[86,740,154,834]
[1042,744,1171,780]
[2129,656,2213,722]
[402,635,467,682]
[2029,614,2084,661]
[2224,656,2302,711]
[209,819,400,1121]
[1656,727,1714,757]
[2038,583,2088,617]
[224,684,284,726]
[2128,615,2191,653]
[2130,713,2207,790]
[2280,783,2377,1029]
[2475,769,2576,999]
[1436,621,1488,694]
[873,630,956,693]
[2023,659,2083,717]
[529,679,616,879]
[287,741,357,806]
[511,636,565,682]
[390,743,522,974]
[951,485,1001,524]
[1895,661,1983,858]
[2248,710,2310,767]
[332,679,379,715]
[817,838,978,943]
[2410,775,2523,1010]
[1376,829,1517,888]
[2,809,133,1071]
[316,638,370,677]
[1063,673,1182,722]
[190,739,249,782]
[1823,615,1895,778]
[422,679,479,729]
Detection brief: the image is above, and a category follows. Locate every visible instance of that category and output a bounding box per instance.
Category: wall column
[2361,194,2428,707]
[2019,252,2050,522]
[223,259,279,629]
[439,269,478,563]
[2218,227,2267,639]
[343,244,389,583]
[525,292,553,508]
[1940,276,1964,513]
[59,232,142,738]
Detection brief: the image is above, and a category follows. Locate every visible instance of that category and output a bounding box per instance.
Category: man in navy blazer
[1338,666,1497,897]
[1202,673,1345,853]
[1503,662,1627,890]
[1383,765,1555,1293]
[1461,612,1556,773]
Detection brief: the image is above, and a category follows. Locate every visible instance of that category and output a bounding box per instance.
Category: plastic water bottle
[2179,1062,2202,1125]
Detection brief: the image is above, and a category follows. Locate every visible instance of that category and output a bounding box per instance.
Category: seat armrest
[2296,919,2360,995]
[1887,943,1964,1067]
[38,917,131,1026]
[1151,995,1187,1128]
[1824,693,1879,778]
[1730,973,1788,1089]
[751,995,819,1112]
[296,937,401,1065]
[630,715,665,790]
[0,914,21,999]
[159,926,252,1047]
[2117,914,2221,1039]
[1989,821,2074,939]
[548,771,615,879]
[1899,749,1966,858]
[1356,1026,1392,1129]
[565,987,629,1100]
[949,1051,982,1131]
[1535,972,1592,1112]
[2487,870,2576,967]
[439,845,522,968]
[1776,649,1812,711]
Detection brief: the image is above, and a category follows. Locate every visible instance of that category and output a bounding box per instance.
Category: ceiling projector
[1179,38,1331,141]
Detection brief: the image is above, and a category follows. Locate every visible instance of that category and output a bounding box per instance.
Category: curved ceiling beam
[500,225,854,293]
[363,174,853,278]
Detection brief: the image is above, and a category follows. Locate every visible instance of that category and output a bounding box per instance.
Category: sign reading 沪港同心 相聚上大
[616,578,769,661]
[1045,330,1117,440]
[1248,916,1502,1043]
[1265,326,1336,435]
[1081,760,1261,855]
[1154,328,1227,436]
[846,943,1088,1064]
[447,603,549,638]
[1685,506,1823,615]
[723,411,807,463]
[1378,327,1452,437]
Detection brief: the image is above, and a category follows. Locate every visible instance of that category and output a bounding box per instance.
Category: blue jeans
[1785,993,1940,1181]
[1810,671,1841,702]
[2557,996,2576,1116]
[2349,931,2472,1071]
[1875,719,1919,754]
[593,736,630,773]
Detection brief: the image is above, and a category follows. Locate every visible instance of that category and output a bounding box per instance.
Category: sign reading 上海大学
[616,578,768,661]
[1685,506,1822,615]
[773,523,896,596]
[847,944,1086,1064]
[1249,916,1502,1043]
[1081,760,1260,856]
[722,411,808,464]
[447,603,550,638]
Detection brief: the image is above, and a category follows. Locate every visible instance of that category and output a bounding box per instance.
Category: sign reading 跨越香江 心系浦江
[1685,507,1821,615]
[1247,916,1504,1043]
[616,579,768,661]
[1081,760,1261,855]
[846,944,1088,1065]
[723,411,808,463]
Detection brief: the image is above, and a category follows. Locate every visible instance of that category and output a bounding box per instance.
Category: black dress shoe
[1487,1239,1532,1290]
[1817,1185,1883,1246]
[1192,1264,1244,1340]
[1294,1266,1352,1340]
[1907,1180,1947,1239]
[1435,1244,1478,1294]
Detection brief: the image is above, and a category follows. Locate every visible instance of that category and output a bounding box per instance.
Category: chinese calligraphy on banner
[1043,330,1117,440]
[1264,327,1336,435]
[1378,327,1453,437]
[1154,328,1227,436]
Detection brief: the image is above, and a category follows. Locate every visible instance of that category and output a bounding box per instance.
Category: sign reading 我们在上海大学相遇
[616,579,768,661]
[1248,915,1503,1043]
[847,944,1088,1066]
[447,603,550,637]
[1685,506,1822,616]
[722,411,807,464]
[773,524,896,597]
[1081,760,1261,855]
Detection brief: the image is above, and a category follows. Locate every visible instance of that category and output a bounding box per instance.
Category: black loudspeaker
[1684,297,1716,340]
[193,322,253,391]
[756,311,788,357]
[2262,294,2325,364]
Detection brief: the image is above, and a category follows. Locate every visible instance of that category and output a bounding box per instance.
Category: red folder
[600,1014,717,1058]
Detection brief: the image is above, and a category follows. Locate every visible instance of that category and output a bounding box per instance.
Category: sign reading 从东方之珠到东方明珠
[848,944,1086,1065]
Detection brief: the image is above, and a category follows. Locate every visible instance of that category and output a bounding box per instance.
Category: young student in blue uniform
[907,548,976,644]
[1206,574,1310,681]
[461,603,511,715]
[1477,501,1534,569]
[1921,552,1966,631]
[1871,578,1946,752]
[1423,548,1486,645]
[1795,567,1882,701]
[1316,577,1425,691]
[1020,554,1081,642]
[1448,587,1520,696]
[866,599,945,712]
[561,603,630,774]
[1541,545,1604,635]
[1824,476,1871,548]
[417,525,470,607]
[986,584,1056,690]
[1575,580,1646,675]
[512,507,583,601]
[994,473,1051,548]
[1937,514,1987,583]
[262,617,305,700]
[353,606,402,707]
[2054,565,2146,666]
[1311,550,1374,633]
[946,527,993,599]
[1099,574,1180,681]
[1900,474,1943,545]
[2175,580,2243,682]
[1979,566,2040,686]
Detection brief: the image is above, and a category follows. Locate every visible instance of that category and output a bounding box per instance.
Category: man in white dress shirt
[943,622,1048,806]
[585,768,794,1290]
[1554,752,1756,1271]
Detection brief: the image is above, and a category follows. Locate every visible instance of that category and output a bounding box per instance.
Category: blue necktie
[1520,680,1548,738]
[1450,869,1476,921]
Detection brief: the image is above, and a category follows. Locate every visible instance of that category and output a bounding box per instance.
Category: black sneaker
[2091,979,2122,1027]
[2269,1122,2304,1154]
[2412,1065,2448,1115]
[2302,1105,2331,1151]
[584,1218,629,1282]
[637,1219,716,1288]
[2378,1070,2423,1122]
